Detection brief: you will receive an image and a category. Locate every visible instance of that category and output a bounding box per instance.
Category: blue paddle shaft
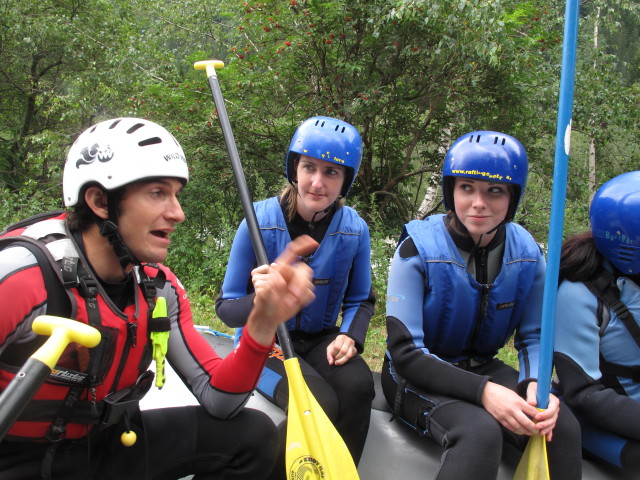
[537,0,581,409]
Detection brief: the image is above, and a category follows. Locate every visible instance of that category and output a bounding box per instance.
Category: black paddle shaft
[205,72,296,360]
[0,358,51,441]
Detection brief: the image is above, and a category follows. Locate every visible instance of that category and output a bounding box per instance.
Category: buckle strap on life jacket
[600,359,640,383]
[585,271,640,348]
[42,258,104,445]
[15,371,154,433]
[138,264,166,314]
[38,370,153,480]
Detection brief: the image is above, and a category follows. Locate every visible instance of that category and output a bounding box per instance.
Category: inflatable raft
[140,327,620,479]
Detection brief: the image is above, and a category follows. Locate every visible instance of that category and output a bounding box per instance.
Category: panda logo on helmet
[76,143,115,168]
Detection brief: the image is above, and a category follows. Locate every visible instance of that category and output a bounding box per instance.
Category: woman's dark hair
[446,211,468,237]
[559,231,603,283]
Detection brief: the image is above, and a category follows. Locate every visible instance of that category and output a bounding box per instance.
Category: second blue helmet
[286,116,363,197]
[590,171,640,275]
[442,131,528,222]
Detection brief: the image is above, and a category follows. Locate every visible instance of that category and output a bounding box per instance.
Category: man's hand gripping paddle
[0,316,101,442]
[195,59,360,480]
[514,1,581,478]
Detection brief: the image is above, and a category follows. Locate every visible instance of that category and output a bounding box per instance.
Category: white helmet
[63,117,189,207]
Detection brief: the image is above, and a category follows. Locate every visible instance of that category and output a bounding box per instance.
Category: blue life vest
[403,215,543,366]
[235,197,370,338]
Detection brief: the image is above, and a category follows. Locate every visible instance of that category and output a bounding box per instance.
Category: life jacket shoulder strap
[0,235,75,366]
[584,271,640,347]
[0,235,72,318]
[584,271,640,384]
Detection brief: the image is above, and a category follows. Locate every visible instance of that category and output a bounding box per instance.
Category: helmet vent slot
[127,123,145,134]
[139,137,162,147]
[109,120,122,129]
[617,245,638,260]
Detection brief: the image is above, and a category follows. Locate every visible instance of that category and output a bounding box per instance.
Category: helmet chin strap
[453,210,506,241]
[485,220,506,236]
[94,189,141,273]
[292,181,339,229]
[98,220,141,272]
[308,199,338,224]
[455,215,506,275]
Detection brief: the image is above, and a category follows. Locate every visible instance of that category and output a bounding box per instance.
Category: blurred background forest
[2,0,640,365]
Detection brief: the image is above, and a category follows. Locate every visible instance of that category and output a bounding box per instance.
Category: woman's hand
[525,382,560,441]
[326,334,357,366]
[246,235,318,346]
[481,381,543,437]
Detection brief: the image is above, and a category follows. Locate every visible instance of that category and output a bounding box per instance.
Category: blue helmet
[442,131,528,222]
[286,116,363,197]
[590,171,640,275]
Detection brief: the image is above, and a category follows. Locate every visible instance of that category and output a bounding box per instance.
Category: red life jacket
[0,212,164,441]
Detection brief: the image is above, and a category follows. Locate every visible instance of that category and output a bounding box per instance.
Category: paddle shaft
[0,358,51,441]
[198,62,295,359]
[536,0,581,409]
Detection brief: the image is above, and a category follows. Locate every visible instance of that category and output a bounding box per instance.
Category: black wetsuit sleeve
[386,317,490,404]
[215,292,255,328]
[386,236,490,405]
[554,352,640,440]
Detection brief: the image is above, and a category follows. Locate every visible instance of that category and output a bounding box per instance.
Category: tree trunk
[416,127,450,219]
[588,7,600,199]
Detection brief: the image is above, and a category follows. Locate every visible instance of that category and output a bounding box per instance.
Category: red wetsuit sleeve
[210,330,273,392]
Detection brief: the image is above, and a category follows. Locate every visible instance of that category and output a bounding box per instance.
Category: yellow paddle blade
[284,357,359,480]
[513,434,550,480]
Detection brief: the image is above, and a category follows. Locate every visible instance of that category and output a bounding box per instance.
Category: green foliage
[1,0,640,306]
[199,0,565,230]
[165,218,236,294]
[0,183,63,228]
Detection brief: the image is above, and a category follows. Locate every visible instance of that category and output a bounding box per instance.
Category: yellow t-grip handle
[194,60,225,78]
[150,297,169,389]
[31,316,101,369]
[0,317,100,442]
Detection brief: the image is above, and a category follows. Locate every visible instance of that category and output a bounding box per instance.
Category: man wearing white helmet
[0,117,316,479]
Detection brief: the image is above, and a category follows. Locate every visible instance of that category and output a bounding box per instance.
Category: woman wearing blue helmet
[554,171,640,477]
[216,116,375,465]
[382,131,582,479]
